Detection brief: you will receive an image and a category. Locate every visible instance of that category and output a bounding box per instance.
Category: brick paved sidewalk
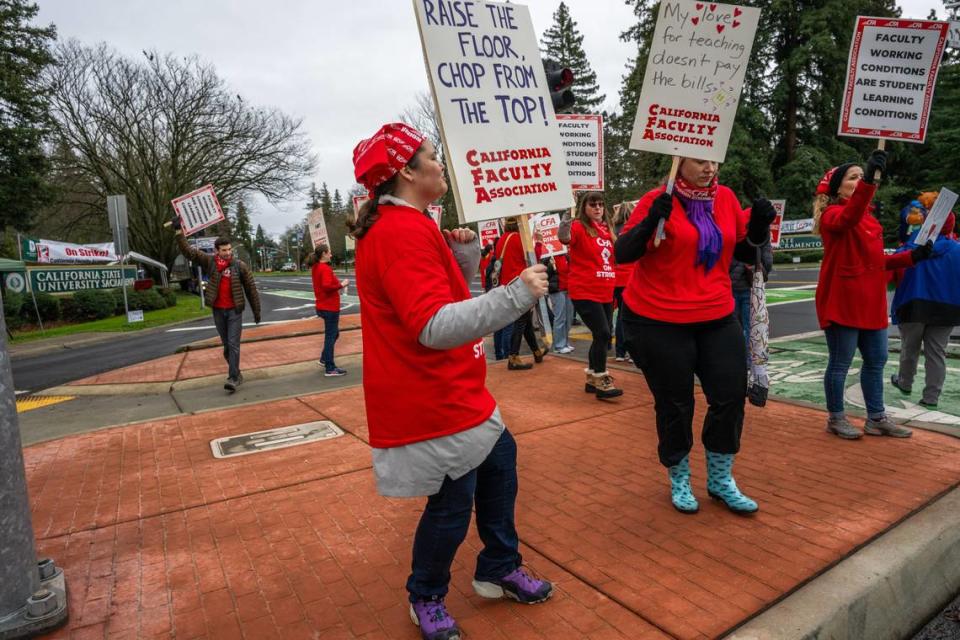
[26,357,960,639]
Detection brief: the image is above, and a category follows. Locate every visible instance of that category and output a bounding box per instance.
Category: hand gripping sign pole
[629,0,761,247]
[0,292,69,638]
[516,213,553,346]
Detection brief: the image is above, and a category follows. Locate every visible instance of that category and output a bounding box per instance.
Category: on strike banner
[353,195,442,228]
[838,17,949,142]
[629,0,761,161]
[171,185,225,236]
[35,239,117,264]
[528,213,566,257]
[479,219,501,248]
[768,200,786,248]
[413,0,574,223]
[557,114,604,190]
[308,208,329,247]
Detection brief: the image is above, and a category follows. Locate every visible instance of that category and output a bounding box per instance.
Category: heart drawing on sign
[733,20,741,28]
[692,16,700,25]
[716,24,725,32]
[710,3,717,10]
[696,2,704,9]
[734,7,742,16]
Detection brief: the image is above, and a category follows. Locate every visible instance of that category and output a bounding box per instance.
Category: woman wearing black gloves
[614,158,775,515]
[814,150,935,440]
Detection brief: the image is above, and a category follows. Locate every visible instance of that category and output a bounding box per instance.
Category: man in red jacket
[309,244,349,376]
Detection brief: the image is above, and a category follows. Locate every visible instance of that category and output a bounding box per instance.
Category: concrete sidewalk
[20,329,960,639]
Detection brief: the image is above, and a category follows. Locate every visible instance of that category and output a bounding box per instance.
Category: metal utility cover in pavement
[210,421,344,459]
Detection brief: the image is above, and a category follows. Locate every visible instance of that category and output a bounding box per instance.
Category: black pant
[621,305,746,468]
[572,299,613,373]
[510,309,539,356]
[212,307,243,381]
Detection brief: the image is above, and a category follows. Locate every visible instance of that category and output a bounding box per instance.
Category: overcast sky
[36,0,947,238]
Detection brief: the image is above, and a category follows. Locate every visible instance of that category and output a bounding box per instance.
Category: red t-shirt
[478,254,491,289]
[355,204,496,448]
[213,257,234,309]
[566,219,616,303]
[554,253,570,292]
[622,185,748,323]
[494,231,526,286]
[311,261,341,312]
[816,181,913,330]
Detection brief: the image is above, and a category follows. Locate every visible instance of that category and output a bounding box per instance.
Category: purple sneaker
[408,598,461,640]
[472,567,554,604]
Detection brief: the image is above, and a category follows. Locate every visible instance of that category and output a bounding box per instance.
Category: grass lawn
[10,291,210,343]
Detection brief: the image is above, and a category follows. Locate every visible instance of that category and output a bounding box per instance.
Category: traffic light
[543,59,575,113]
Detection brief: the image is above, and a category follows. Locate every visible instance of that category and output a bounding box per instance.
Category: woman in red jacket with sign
[559,191,623,399]
[349,123,553,640]
[308,244,348,376]
[813,150,934,440]
[614,158,776,516]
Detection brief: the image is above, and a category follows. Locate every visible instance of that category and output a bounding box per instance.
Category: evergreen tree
[305,182,321,211]
[0,0,57,231]
[332,189,344,216]
[233,199,254,260]
[319,182,333,215]
[540,2,605,113]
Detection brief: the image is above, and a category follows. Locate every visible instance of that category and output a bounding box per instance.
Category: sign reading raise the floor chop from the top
[839,17,949,143]
[629,0,761,162]
[413,0,573,223]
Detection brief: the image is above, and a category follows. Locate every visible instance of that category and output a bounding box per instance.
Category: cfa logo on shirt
[222,268,232,278]
[473,339,485,359]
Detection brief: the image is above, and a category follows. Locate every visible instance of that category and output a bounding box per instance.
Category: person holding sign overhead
[615,158,776,515]
[349,123,553,640]
[813,151,936,440]
[558,191,623,399]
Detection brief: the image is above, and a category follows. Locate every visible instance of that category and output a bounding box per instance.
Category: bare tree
[398,92,460,228]
[44,41,316,269]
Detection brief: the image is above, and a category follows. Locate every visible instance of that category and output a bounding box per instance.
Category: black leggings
[572,299,613,373]
[510,310,539,356]
[621,305,746,468]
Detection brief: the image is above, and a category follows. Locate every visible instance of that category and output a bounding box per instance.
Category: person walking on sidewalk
[544,252,574,354]
[613,205,634,363]
[307,244,349,377]
[890,212,959,410]
[350,123,553,640]
[172,223,260,393]
[813,151,935,440]
[494,217,546,370]
[614,158,776,515]
[559,191,622,399]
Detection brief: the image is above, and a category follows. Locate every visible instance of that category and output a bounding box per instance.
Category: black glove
[911,240,935,263]
[170,214,183,231]
[747,199,776,244]
[862,150,888,185]
[614,192,674,264]
[648,192,673,223]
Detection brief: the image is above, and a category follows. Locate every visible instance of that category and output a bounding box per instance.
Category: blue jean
[317,309,340,370]
[493,323,514,360]
[406,429,521,601]
[824,324,888,417]
[549,291,573,350]
[733,288,751,360]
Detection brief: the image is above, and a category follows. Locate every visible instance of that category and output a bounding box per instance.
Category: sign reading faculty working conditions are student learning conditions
[630,0,761,162]
[839,17,949,143]
[557,114,603,191]
[413,0,573,223]
[171,185,226,236]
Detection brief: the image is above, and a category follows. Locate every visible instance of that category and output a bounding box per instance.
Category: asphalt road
[11,267,823,393]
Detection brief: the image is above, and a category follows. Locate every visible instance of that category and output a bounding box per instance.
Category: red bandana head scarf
[353,123,426,193]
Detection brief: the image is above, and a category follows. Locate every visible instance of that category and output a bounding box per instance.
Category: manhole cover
[210,421,344,459]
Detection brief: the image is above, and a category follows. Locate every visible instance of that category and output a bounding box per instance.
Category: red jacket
[816,181,914,330]
[554,253,570,292]
[494,231,526,286]
[622,185,747,323]
[311,261,342,312]
[478,254,491,289]
[355,205,495,448]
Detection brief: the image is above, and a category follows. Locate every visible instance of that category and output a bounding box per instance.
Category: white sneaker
[560,345,575,354]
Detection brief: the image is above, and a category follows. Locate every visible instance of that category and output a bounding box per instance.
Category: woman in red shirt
[308,244,348,376]
[614,158,775,515]
[559,191,622,399]
[494,218,545,370]
[813,151,933,440]
[350,123,553,640]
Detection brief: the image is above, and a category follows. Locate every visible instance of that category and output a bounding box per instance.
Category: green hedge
[128,289,166,311]
[3,290,24,329]
[31,293,61,322]
[71,289,117,320]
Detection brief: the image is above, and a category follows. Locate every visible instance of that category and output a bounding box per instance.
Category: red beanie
[353,123,425,193]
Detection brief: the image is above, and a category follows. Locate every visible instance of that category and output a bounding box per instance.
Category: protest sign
[413,0,574,223]
[479,219,501,248]
[838,18,949,143]
[171,185,225,236]
[768,200,786,248]
[528,213,566,257]
[915,188,959,245]
[307,208,329,248]
[557,114,603,190]
[428,205,443,227]
[28,239,118,264]
[950,21,960,48]
[629,0,761,162]
[780,218,814,235]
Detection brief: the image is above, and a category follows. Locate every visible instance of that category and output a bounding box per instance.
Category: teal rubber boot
[667,455,699,514]
[706,451,758,515]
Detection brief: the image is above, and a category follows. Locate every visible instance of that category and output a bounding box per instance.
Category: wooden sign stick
[517,213,553,348]
[653,156,681,247]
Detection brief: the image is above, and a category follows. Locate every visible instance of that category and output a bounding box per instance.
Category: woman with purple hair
[614,158,775,515]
